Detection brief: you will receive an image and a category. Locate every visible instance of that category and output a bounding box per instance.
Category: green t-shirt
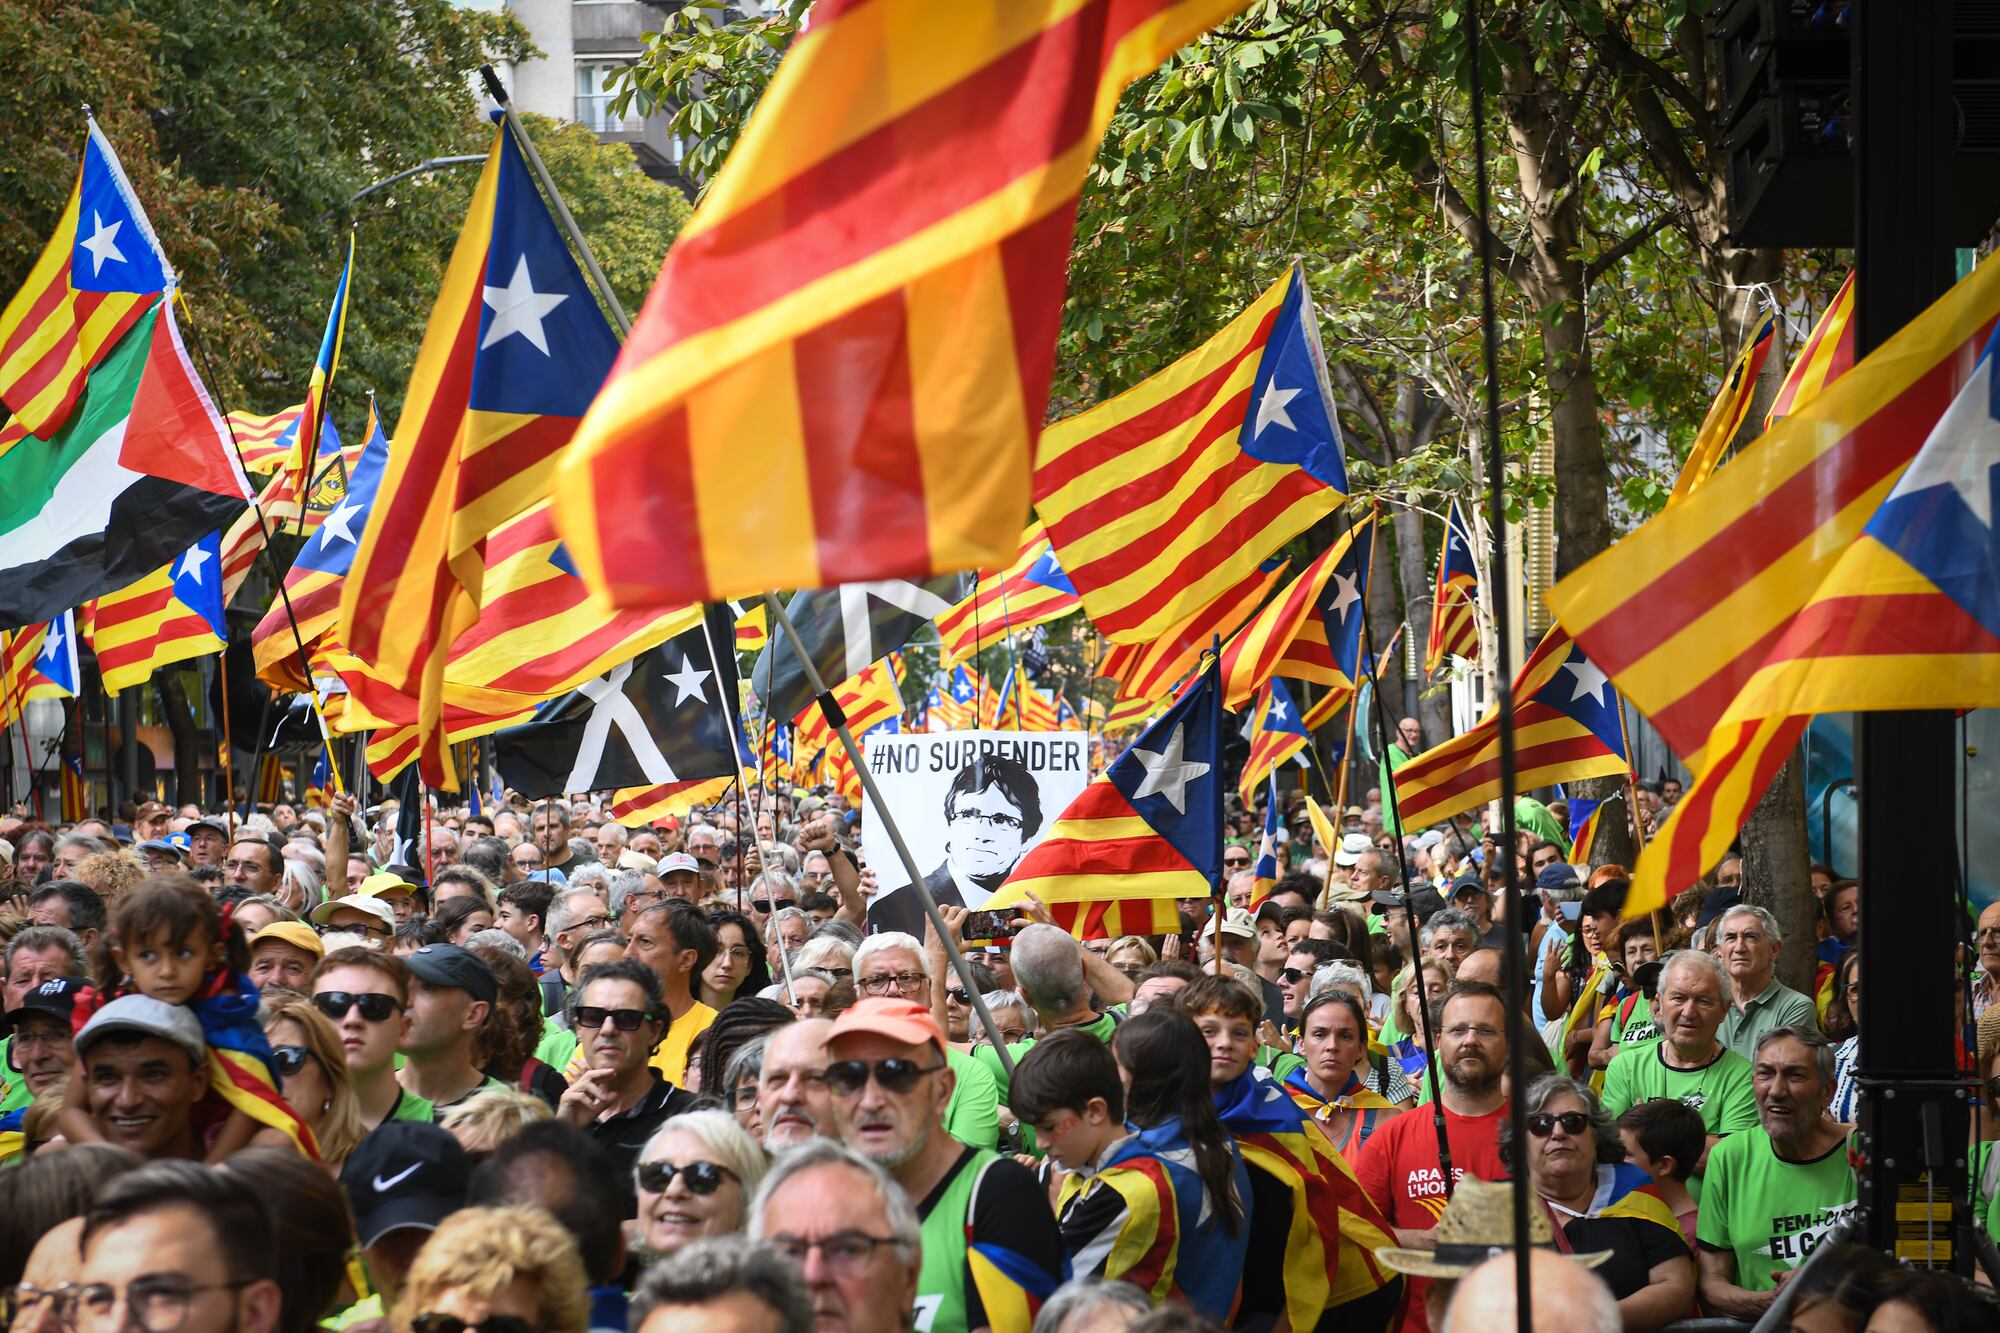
[1695,1128,1856,1292]
[972,1010,1118,1101]
[1976,1141,2000,1245]
[0,1039,28,1116]
[1610,993,1660,1048]
[534,1016,578,1071]
[327,1294,382,1330]
[943,1045,1000,1151]
[1600,1041,1758,1132]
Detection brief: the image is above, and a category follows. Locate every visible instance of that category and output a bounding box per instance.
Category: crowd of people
[2,734,1997,1333]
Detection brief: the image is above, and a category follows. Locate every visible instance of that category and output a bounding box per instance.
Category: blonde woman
[634,1108,769,1261]
[262,993,363,1170]
[1105,935,1158,983]
[440,1087,554,1156]
[393,1204,589,1333]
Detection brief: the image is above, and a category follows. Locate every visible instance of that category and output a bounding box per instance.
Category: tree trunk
[1741,748,1815,995]
[157,673,202,807]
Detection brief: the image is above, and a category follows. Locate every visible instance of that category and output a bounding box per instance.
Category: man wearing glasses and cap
[557,959,700,1191]
[824,997,1063,1333]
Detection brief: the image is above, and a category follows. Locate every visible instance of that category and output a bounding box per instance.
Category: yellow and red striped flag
[1548,258,2000,915]
[612,776,736,823]
[733,602,768,654]
[1424,499,1480,672]
[1765,272,1854,426]
[1097,557,1289,704]
[934,523,1082,665]
[553,0,1254,608]
[1038,265,1347,643]
[1218,519,1371,707]
[1392,625,1631,831]
[1238,678,1310,800]
[223,404,307,473]
[1671,316,1776,505]
[88,532,227,694]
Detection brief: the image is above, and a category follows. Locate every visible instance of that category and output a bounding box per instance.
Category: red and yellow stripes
[554,0,1253,608]
[223,404,306,473]
[1765,272,1854,426]
[935,524,1080,665]
[613,776,736,822]
[1037,271,1339,643]
[1099,558,1288,704]
[88,565,223,695]
[989,780,1205,930]
[1218,521,1368,707]
[1671,317,1775,504]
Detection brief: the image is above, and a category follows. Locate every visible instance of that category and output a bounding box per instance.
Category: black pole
[1851,0,1968,1273]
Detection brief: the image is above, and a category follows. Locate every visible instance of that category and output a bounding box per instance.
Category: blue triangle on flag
[1105,663,1224,885]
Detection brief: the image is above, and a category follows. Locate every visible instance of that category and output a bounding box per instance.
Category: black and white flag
[495,604,746,798]
[390,766,426,879]
[752,576,966,723]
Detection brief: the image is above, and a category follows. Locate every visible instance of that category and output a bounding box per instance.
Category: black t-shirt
[1560,1213,1689,1300]
[915,1147,1066,1332]
[587,1071,702,1214]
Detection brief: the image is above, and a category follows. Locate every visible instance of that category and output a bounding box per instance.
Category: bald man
[1443,1250,1619,1333]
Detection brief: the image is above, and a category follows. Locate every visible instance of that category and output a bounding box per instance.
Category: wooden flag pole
[764,593,1015,1073]
[217,653,236,837]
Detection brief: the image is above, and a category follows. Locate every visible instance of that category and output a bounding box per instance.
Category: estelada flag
[1238,678,1310,801]
[89,531,227,694]
[1098,556,1290,704]
[1038,264,1348,643]
[1423,499,1480,672]
[935,524,1081,666]
[1218,517,1372,707]
[554,0,1255,608]
[988,658,1223,939]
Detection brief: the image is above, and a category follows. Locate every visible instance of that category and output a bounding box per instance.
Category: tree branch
[1584,211,1675,284]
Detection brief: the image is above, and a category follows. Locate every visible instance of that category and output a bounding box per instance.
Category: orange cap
[827,996,946,1057]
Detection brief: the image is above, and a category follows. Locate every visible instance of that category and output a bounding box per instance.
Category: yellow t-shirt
[648,1001,717,1087]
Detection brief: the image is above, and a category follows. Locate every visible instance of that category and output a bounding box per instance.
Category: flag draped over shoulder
[89,531,227,694]
[989,660,1222,938]
[1219,518,1371,707]
[553,0,1255,609]
[338,122,623,784]
[1038,265,1347,643]
[0,115,170,436]
[1423,500,1480,672]
[1548,258,2000,916]
[1392,625,1630,831]
[935,524,1081,665]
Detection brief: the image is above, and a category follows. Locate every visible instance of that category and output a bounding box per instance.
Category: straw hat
[1375,1178,1612,1280]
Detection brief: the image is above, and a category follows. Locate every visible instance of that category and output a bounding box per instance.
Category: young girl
[64,874,316,1161]
[1054,1008,1247,1319]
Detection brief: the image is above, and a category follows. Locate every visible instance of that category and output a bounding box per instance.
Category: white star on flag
[319,498,362,548]
[1885,353,2000,530]
[176,544,212,585]
[79,211,126,276]
[1254,378,1301,438]
[481,256,569,355]
[663,654,713,706]
[1327,569,1360,621]
[1267,695,1291,724]
[1561,655,1612,708]
[38,620,64,663]
[1128,724,1211,814]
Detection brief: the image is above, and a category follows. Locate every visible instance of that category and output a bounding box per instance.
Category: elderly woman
[634,1108,768,1261]
[1500,1074,1696,1329]
[1104,935,1158,985]
[262,994,363,1170]
[393,1204,589,1333]
[975,988,1034,1048]
[1283,991,1404,1156]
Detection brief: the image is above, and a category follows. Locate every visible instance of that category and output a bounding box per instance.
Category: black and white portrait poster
[860,730,1088,936]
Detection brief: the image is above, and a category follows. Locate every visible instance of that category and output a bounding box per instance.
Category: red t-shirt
[1355,1100,1511,1333]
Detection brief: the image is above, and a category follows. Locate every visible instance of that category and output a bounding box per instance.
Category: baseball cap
[657,852,701,877]
[1536,863,1583,893]
[4,975,88,1032]
[1202,907,1257,941]
[341,1121,472,1247]
[1417,829,1445,851]
[616,849,659,873]
[135,800,170,821]
[184,817,227,839]
[110,824,133,845]
[1695,886,1742,929]
[76,994,206,1065]
[135,838,188,862]
[403,943,497,1005]
[250,921,325,959]
[1448,874,1485,901]
[827,997,946,1058]
[1334,833,1373,868]
[311,895,397,932]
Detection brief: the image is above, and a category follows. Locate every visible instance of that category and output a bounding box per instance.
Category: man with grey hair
[750,1139,922,1333]
[630,1237,813,1333]
[851,931,1000,1148]
[1713,904,1816,1060]
[1600,949,1755,1180]
[49,832,108,881]
[757,1016,836,1150]
[1695,1026,1856,1317]
[1420,908,1480,970]
[538,887,614,1024]
[1031,1278,1150,1333]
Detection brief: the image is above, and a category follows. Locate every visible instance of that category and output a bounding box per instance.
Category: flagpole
[218,652,236,838]
[764,593,1015,1072]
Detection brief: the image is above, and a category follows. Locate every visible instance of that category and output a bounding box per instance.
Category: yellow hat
[248,921,324,959]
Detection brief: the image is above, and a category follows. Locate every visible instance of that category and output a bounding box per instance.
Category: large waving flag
[1423,499,1480,672]
[0,115,171,436]
[1038,265,1348,643]
[339,122,623,782]
[89,531,227,694]
[1671,316,1776,505]
[552,0,1255,609]
[1549,258,2000,916]
[935,524,1082,665]
[1766,271,1854,426]
[1098,556,1289,704]
[1392,625,1630,830]
[1218,518,1371,707]
[989,660,1222,938]
[0,298,248,627]
[1238,677,1310,799]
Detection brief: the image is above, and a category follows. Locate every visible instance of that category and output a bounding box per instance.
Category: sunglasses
[1528,1111,1592,1137]
[946,987,971,1004]
[312,991,403,1023]
[826,1056,943,1096]
[576,1006,656,1032]
[636,1159,737,1196]
[752,897,797,914]
[1279,967,1310,984]
[411,1317,539,1333]
[1223,857,1251,869]
[268,1045,313,1079]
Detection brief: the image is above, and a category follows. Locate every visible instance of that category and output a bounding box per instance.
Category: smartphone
[962,910,1018,940]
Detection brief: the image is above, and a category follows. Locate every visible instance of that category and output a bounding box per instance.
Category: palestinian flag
[0,298,248,628]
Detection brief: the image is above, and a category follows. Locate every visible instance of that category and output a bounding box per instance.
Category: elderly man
[1713,905,1816,1060]
[1444,1250,1621,1333]
[1,926,86,1117]
[596,821,631,866]
[223,834,284,896]
[1695,1028,1857,1316]
[309,893,397,947]
[1421,908,1481,971]
[29,882,105,952]
[1976,899,2000,1017]
[246,922,324,995]
[823,999,1062,1333]
[853,931,1000,1148]
[50,833,106,881]
[557,959,700,1191]
[758,1016,837,1151]
[631,1238,814,1333]
[78,1161,283,1333]
[1600,950,1757,1180]
[751,1140,921,1333]
[541,887,614,1011]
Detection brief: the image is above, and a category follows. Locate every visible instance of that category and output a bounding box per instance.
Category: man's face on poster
[946,782,1027,879]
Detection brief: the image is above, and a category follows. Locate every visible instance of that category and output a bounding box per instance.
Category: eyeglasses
[978,1027,1031,1046]
[312,991,403,1023]
[269,1044,313,1078]
[1528,1111,1592,1137]
[1442,1024,1501,1041]
[766,1230,905,1276]
[714,945,754,964]
[410,1317,540,1333]
[315,920,389,939]
[752,897,796,915]
[6,1283,75,1327]
[857,970,928,997]
[726,1084,761,1110]
[64,1279,257,1333]
[826,1056,943,1096]
[565,915,611,934]
[950,810,1024,831]
[576,1006,656,1032]
[1977,927,2000,941]
[636,1159,737,1195]
[222,859,271,875]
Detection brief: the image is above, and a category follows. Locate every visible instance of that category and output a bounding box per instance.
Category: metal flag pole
[764,593,1016,1073]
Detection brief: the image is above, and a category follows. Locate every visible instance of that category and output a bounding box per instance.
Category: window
[575,62,643,133]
